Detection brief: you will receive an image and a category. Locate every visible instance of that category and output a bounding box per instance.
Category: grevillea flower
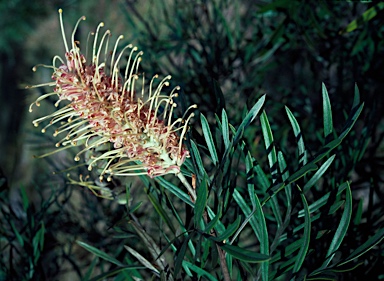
[28,9,196,181]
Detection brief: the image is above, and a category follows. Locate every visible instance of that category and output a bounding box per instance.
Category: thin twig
[177,173,196,202]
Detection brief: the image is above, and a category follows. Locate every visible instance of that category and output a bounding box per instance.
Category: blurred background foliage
[0,0,383,280]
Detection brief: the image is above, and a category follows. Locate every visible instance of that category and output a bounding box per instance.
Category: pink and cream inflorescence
[29,9,196,180]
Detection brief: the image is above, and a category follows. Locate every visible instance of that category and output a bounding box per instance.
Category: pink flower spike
[28,9,196,184]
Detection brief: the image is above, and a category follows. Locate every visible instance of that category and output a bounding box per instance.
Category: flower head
[28,9,196,180]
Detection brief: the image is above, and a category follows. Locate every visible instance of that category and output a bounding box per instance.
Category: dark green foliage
[1,0,384,280]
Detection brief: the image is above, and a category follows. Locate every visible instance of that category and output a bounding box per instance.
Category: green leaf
[217,243,270,263]
[77,241,125,267]
[260,111,278,181]
[263,101,363,205]
[222,109,230,150]
[322,183,352,268]
[33,222,45,259]
[293,189,311,273]
[147,192,176,234]
[157,176,193,207]
[88,266,144,281]
[207,205,226,234]
[245,152,269,281]
[338,227,384,266]
[353,199,364,226]
[201,114,219,165]
[194,177,208,228]
[232,189,260,241]
[124,245,160,274]
[298,182,348,217]
[20,185,29,211]
[183,261,218,281]
[204,206,222,233]
[129,221,165,270]
[342,3,384,33]
[260,111,283,227]
[10,221,24,247]
[352,84,360,110]
[322,83,333,139]
[233,95,265,143]
[303,155,335,192]
[174,235,191,276]
[270,239,303,263]
[216,216,241,242]
[82,257,98,281]
[285,106,307,165]
[278,151,292,208]
[190,140,206,178]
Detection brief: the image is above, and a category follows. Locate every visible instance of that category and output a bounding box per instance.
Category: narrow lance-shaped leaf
[77,241,125,267]
[215,216,241,242]
[233,94,265,143]
[293,188,311,274]
[201,114,219,165]
[338,227,384,267]
[190,140,206,178]
[341,3,384,33]
[246,152,269,281]
[278,151,292,208]
[174,235,191,276]
[194,177,208,228]
[260,111,283,227]
[262,102,364,205]
[298,182,348,217]
[222,109,230,150]
[303,155,336,192]
[183,261,218,281]
[157,176,193,207]
[214,242,269,263]
[322,83,333,139]
[352,84,360,110]
[322,183,353,269]
[147,191,176,234]
[124,245,160,275]
[285,106,307,166]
